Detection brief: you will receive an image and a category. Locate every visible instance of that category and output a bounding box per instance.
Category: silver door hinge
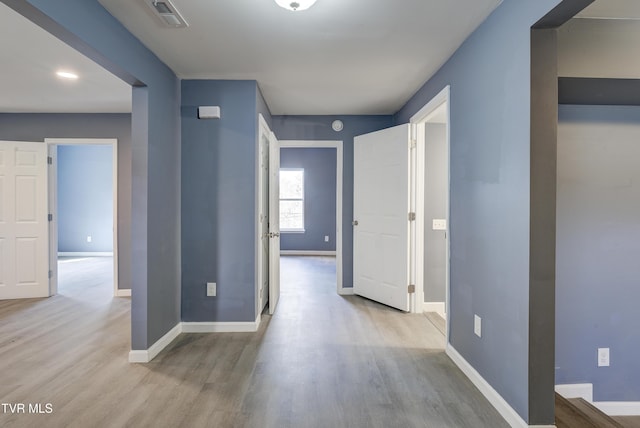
[408,212,416,221]
[48,270,53,279]
[47,156,53,165]
[48,214,53,222]
[408,284,416,294]
[410,139,417,149]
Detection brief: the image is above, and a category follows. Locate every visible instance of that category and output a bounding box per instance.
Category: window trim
[279,168,305,232]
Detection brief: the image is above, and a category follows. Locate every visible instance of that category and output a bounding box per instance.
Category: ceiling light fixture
[56,71,79,80]
[275,0,317,11]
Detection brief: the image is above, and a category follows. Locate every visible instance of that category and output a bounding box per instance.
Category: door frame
[45,138,120,297]
[279,140,344,294]
[410,85,451,333]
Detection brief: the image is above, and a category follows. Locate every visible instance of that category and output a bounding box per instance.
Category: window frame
[279,168,305,233]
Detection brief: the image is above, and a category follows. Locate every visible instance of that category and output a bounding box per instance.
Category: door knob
[352,220,359,226]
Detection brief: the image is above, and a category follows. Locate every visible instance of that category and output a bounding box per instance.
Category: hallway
[0,256,507,427]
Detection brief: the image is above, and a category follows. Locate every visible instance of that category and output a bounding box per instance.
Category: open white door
[268,131,280,315]
[0,141,50,299]
[257,117,270,313]
[353,125,411,312]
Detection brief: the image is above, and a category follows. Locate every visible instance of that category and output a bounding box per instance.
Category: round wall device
[332,120,344,132]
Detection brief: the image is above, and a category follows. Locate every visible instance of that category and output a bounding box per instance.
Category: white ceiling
[577,0,640,19]
[99,0,502,115]
[7,0,635,116]
[0,2,131,113]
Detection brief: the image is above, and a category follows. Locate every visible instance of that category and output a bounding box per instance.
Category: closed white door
[353,125,411,311]
[268,131,280,315]
[0,141,49,299]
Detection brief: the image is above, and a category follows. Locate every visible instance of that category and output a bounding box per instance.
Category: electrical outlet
[87,235,92,243]
[598,348,610,367]
[207,282,216,297]
[474,315,482,338]
[324,235,329,242]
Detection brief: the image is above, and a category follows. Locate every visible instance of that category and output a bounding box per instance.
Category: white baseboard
[446,344,553,428]
[280,250,336,256]
[423,302,446,318]
[182,315,260,333]
[129,314,261,363]
[129,322,182,363]
[338,287,355,296]
[58,252,113,257]
[115,289,131,297]
[555,383,593,402]
[593,401,640,416]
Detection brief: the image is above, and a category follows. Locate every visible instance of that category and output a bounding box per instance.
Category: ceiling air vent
[147,0,188,28]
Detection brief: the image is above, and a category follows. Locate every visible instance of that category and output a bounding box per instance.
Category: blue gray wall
[271,116,394,288]
[181,80,259,323]
[4,0,182,350]
[280,148,337,252]
[393,0,565,423]
[0,113,132,291]
[556,104,640,402]
[58,145,113,253]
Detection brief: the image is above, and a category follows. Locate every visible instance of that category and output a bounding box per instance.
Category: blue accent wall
[181,80,259,323]
[271,115,394,288]
[58,145,113,252]
[0,113,132,291]
[556,104,640,402]
[393,0,565,423]
[6,0,182,350]
[280,148,337,252]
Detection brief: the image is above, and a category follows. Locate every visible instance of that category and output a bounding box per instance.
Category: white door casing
[353,125,411,312]
[268,130,280,315]
[0,141,49,299]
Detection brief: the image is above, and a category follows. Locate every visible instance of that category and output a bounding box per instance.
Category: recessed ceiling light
[56,71,79,80]
[275,0,317,11]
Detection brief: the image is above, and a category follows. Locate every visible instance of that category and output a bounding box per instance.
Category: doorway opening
[411,85,451,337]
[45,138,120,299]
[256,114,344,318]
[278,140,344,296]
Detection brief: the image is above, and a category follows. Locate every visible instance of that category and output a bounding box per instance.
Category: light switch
[432,219,447,230]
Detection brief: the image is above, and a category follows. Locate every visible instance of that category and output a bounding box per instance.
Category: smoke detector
[147,0,188,28]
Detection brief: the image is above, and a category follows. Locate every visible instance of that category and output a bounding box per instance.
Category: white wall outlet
[324,235,329,242]
[432,219,447,230]
[207,282,217,297]
[598,348,610,367]
[474,314,482,337]
[87,235,92,243]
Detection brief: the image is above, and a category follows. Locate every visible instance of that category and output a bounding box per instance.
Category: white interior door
[257,118,270,313]
[353,125,411,311]
[0,141,50,299]
[268,131,280,315]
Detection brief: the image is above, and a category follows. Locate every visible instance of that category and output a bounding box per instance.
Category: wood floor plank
[0,256,510,427]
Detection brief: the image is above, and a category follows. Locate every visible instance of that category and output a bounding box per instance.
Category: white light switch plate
[474,315,482,337]
[432,219,447,230]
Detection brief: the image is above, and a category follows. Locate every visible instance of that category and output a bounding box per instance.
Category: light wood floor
[0,256,509,427]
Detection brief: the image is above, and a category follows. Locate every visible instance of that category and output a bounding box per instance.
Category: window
[280,169,304,231]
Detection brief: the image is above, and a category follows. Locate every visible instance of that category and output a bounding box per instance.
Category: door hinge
[408,212,416,221]
[47,156,53,165]
[48,214,53,222]
[48,270,53,279]
[410,139,417,149]
[408,284,416,294]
